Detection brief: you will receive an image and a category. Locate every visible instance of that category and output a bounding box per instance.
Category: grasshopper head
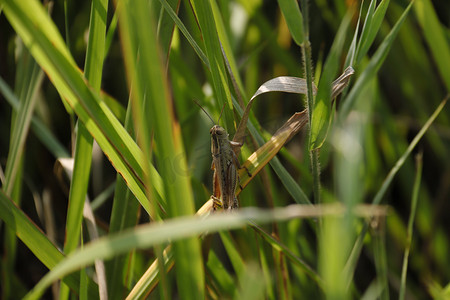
[210,125,227,137]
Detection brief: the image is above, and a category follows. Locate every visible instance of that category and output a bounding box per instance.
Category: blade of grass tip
[344,97,447,286]
[414,0,450,90]
[277,0,304,45]
[340,1,413,119]
[399,152,423,300]
[0,190,99,298]
[355,0,390,65]
[61,0,108,298]
[344,0,364,68]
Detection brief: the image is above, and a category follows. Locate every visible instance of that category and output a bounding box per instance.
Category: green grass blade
[3,51,42,195]
[158,0,209,67]
[356,0,390,64]
[340,1,413,119]
[24,204,371,299]
[62,0,108,296]
[372,97,446,205]
[310,13,350,149]
[117,0,204,299]
[63,0,108,253]
[414,0,450,90]
[191,0,233,131]
[399,153,423,300]
[277,0,304,45]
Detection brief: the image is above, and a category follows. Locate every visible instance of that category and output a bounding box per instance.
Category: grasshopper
[195,101,249,211]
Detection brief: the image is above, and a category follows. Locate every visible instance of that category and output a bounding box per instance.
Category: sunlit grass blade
[117,0,204,299]
[399,153,423,300]
[1,0,161,215]
[23,204,387,299]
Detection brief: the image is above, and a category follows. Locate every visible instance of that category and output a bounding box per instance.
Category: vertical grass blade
[116,0,204,299]
[61,0,108,297]
[399,153,423,300]
[191,0,233,131]
[309,13,350,150]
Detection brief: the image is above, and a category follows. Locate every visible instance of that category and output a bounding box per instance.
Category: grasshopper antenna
[217,103,226,124]
[193,99,216,125]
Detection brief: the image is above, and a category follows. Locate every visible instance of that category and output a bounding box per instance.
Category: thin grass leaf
[277,0,304,45]
[191,0,233,131]
[399,153,423,300]
[3,49,43,195]
[157,0,209,67]
[372,223,389,300]
[250,223,322,286]
[344,97,447,287]
[310,13,351,150]
[61,0,108,297]
[340,1,413,119]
